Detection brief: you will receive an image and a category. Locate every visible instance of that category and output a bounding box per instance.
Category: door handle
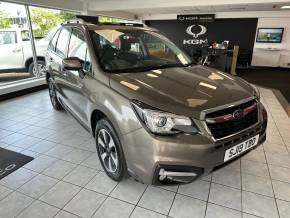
[12,48,21,53]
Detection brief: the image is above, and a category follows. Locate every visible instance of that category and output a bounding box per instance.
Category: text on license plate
[224,135,259,162]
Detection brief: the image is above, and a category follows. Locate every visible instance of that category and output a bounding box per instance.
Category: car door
[0,30,23,70]
[63,27,93,126]
[47,27,71,106]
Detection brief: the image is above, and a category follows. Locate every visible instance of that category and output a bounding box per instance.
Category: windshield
[89,28,192,73]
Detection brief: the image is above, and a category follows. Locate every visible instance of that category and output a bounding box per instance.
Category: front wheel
[95,118,127,181]
[48,77,63,111]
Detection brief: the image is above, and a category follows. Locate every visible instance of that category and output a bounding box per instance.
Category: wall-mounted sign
[177,14,215,23]
[186,25,207,38]
[184,24,208,45]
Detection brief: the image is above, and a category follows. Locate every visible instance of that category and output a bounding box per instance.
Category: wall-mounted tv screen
[256,28,284,43]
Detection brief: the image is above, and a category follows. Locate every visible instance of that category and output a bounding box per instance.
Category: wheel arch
[90,109,107,137]
[25,56,46,70]
[89,106,123,140]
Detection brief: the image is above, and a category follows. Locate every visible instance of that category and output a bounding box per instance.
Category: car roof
[61,15,157,32]
[62,22,157,32]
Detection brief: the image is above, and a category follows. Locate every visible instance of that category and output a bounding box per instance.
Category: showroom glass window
[0,1,77,89]
[0,1,38,85]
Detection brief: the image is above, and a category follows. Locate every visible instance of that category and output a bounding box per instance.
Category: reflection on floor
[0,72,32,85]
[0,88,290,218]
[238,68,290,103]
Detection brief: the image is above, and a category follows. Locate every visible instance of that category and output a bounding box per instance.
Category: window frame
[54,27,71,58]
[68,27,93,76]
[48,28,61,53]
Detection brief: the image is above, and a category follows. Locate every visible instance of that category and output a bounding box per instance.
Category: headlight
[251,84,260,100]
[132,100,199,135]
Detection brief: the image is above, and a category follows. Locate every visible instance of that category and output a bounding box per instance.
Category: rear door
[63,27,93,125]
[47,27,71,105]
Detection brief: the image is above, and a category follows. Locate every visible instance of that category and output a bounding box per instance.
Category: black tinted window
[68,28,91,72]
[55,28,70,57]
[48,29,60,52]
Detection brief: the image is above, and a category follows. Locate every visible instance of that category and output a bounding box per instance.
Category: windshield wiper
[106,62,193,74]
[138,63,182,72]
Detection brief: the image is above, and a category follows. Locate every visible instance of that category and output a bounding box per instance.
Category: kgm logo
[186,25,207,38]
[183,24,208,45]
[0,164,16,176]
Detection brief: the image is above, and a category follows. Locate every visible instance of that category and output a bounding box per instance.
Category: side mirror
[62,57,83,71]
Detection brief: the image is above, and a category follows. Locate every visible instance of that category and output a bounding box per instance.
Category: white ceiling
[123,3,290,15]
[85,0,290,17]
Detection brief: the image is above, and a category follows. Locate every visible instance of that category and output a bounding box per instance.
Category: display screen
[256,28,284,43]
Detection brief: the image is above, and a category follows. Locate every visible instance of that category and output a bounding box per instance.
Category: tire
[95,118,127,181]
[48,77,63,111]
[28,60,46,77]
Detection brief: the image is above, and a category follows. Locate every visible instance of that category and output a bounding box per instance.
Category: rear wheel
[48,77,63,110]
[95,118,127,181]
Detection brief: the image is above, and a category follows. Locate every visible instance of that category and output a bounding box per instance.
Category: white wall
[251,17,290,68]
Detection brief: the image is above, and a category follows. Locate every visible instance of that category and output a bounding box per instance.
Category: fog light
[158,168,198,184]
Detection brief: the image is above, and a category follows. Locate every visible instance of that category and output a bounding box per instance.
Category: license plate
[224,135,259,162]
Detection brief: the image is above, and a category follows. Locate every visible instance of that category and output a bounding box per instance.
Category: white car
[0,27,57,76]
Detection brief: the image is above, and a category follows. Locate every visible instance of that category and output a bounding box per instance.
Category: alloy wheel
[33,63,46,77]
[97,128,119,173]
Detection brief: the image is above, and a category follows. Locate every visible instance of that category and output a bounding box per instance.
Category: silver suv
[46,16,267,185]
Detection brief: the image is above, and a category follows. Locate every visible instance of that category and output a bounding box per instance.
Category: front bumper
[121,111,267,185]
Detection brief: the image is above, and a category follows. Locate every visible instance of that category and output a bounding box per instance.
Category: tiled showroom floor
[0,87,290,218]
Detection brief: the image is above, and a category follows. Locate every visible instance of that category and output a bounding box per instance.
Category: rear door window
[55,28,70,58]
[48,29,60,52]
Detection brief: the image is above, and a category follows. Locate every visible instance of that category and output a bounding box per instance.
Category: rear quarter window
[55,28,70,58]
[48,29,60,52]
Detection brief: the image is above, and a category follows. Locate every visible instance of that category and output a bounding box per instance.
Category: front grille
[205,100,258,139]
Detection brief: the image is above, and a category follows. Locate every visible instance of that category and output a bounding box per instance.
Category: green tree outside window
[0,12,12,28]
[30,7,75,38]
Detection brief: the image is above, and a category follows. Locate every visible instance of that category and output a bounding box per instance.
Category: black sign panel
[177,14,215,23]
[146,18,258,58]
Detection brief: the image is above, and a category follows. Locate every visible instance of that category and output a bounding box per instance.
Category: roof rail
[63,15,145,27]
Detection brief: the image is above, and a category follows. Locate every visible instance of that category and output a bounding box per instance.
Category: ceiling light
[147,73,158,78]
[120,81,140,90]
[281,5,290,9]
[229,4,247,10]
[230,7,246,10]
[199,82,217,90]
